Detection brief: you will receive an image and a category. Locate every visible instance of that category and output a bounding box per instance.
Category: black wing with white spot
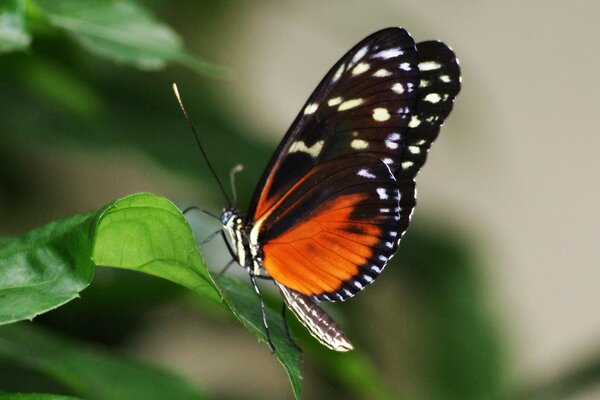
[248,27,419,221]
[393,40,461,240]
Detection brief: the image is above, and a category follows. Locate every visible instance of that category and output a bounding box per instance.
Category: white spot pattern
[399,62,411,71]
[372,48,403,59]
[351,139,369,149]
[401,161,414,169]
[304,103,318,114]
[338,98,364,111]
[362,275,374,283]
[408,116,421,128]
[376,188,388,200]
[288,140,324,158]
[385,140,398,150]
[408,145,420,154]
[419,61,442,71]
[352,62,370,75]
[332,64,345,82]
[372,107,390,121]
[440,74,451,83]
[352,45,369,64]
[357,168,376,178]
[373,68,392,77]
[387,132,401,141]
[424,93,442,103]
[328,97,342,107]
[392,83,404,94]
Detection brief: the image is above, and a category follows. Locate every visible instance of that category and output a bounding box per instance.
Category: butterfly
[179,27,461,351]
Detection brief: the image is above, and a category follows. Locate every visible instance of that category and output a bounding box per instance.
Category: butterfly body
[217,27,461,351]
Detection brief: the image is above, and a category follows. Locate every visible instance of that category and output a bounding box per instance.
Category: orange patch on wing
[262,193,382,296]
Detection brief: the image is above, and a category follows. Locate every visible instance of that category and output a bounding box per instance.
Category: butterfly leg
[199,229,223,247]
[249,273,275,353]
[281,303,302,352]
[216,258,236,278]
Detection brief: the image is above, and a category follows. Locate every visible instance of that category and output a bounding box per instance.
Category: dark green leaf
[0,324,206,400]
[0,394,83,400]
[32,0,228,77]
[216,276,303,400]
[0,0,31,52]
[0,211,98,324]
[0,193,302,399]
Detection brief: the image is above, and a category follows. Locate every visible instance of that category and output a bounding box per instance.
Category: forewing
[254,156,400,301]
[248,27,419,221]
[393,41,461,239]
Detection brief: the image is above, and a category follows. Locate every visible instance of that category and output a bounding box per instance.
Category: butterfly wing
[247,27,419,220]
[252,155,400,301]
[393,40,462,239]
[248,29,461,301]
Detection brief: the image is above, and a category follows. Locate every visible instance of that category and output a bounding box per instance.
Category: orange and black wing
[247,27,419,221]
[253,155,399,301]
[248,29,461,301]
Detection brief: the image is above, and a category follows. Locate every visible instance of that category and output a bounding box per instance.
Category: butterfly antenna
[172,83,232,208]
[229,164,244,207]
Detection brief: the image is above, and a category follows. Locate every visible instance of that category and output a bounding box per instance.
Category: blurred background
[1,0,599,399]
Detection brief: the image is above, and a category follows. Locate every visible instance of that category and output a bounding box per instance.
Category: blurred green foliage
[1,0,598,399]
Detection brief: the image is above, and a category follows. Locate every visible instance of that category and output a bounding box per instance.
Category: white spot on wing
[392,83,404,94]
[352,62,370,76]
[328,97,342,107]
[408,116,421,128]
[424,93,442,103]
[373,48,403,59]
[362,275,374,283]
[357,168,376,178]
[333,64,345,82]
[353,280,363,290]
[399,62,411,71]
[385,140,398,149]
[304,103,318,115]
[419,80,430,88]
[383,158,393,165]
[387,132,401,141]
[352,45,369,64]
[376,188,388,200]
[351,139,369,149]
[408,145,420,154]
[401,161,414,169]
[372,107,390,121]
[338,98,364,111]
[371,265,381,273]
[419,61,442,71]
[373,68,392,77]
[440,74,451,83]
[378,255,387,262]
[288,140,324,158]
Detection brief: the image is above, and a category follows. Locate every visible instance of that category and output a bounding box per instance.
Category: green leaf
[0,193,219,324]
[0,211,98,324]
[0,193,302,399]
[0,394,83,400]
[32,0,228,77]
[0,0,32,52]
[216,276,303,400]
[0,324,206,400]
[92,193,220,303]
